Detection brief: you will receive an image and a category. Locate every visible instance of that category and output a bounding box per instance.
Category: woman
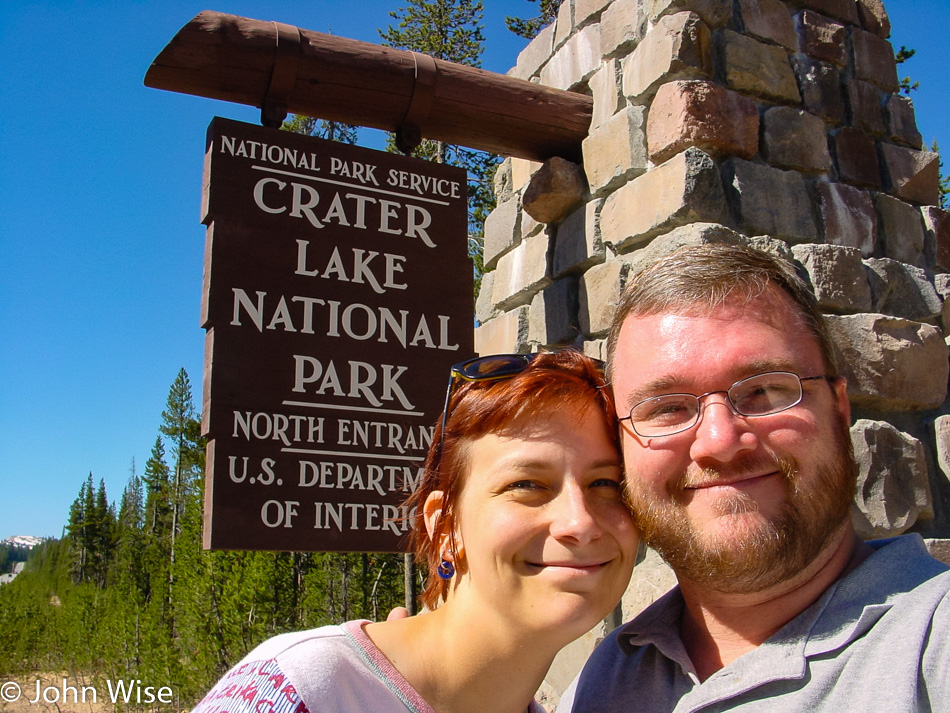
[191,351,637,713]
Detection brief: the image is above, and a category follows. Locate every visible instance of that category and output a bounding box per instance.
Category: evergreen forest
[0,369,407,707]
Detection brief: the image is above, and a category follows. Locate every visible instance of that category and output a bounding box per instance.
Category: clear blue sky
[1,1,947,540]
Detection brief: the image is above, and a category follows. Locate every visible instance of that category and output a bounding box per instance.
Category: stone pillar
[477,0,950,702]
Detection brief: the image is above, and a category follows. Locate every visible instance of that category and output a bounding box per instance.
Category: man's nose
[688,394,759,464]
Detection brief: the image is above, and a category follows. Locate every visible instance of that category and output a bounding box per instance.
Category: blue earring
[437,559,455,579]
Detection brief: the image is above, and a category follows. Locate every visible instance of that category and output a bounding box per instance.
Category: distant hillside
[0,536,47,576]
[3,535,45,549]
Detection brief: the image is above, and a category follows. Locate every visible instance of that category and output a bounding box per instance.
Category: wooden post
[404,553,418,615]
[145,11,592,161]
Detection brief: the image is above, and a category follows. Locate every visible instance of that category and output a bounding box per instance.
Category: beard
[627,418,857,594]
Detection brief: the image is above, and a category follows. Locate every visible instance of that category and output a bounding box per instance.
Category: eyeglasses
[436,354,538,458]
[619,371,834,438]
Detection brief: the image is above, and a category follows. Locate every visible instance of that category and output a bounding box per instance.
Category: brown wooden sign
[201,117,473,552]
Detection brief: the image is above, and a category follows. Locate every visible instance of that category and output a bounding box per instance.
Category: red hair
[409,349,619,610]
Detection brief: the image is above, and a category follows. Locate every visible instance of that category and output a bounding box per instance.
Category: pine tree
[379,0,499,294]
[159,369,202,603]
[895,45,920,95]
[114,461,147,593]
[143,437,172,537]
[932,140,949,209]
[65,478,90,584]
[282,114,359,144]
[91,478,116,587]
[505,0,560,39]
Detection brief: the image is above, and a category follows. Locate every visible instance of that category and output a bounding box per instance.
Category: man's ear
[832,376,851,426]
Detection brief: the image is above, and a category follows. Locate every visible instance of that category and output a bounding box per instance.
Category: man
[559,243,950,711]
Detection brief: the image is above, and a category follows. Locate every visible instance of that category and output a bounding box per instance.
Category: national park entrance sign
[201,118,471,552]
[147,11,590,552]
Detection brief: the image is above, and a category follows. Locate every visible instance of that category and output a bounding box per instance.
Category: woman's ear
[423,490,446,541]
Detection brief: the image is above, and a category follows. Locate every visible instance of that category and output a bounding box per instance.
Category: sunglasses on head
[437,354,537,456]
[435,352,605,460]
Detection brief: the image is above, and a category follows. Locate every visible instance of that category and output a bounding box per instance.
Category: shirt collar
[614,535,947,671]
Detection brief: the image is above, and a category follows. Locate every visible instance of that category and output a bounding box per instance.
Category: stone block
[541,624,605,710]
[864,258,942,322]
[817,182,877,255]
[826,313,949,410]
[624,222,746,277]
[541,23,602,90]
[788,0,858,25]
[621,12,712,101]
[791,243,871,312]
[922,207,950,273]
[763,107,832,174]
[933,274,950,332]
[738,0,797,51]
[582,338,607,360]
[796,10,847,66]
[522,211,545,242]
[847,80,886,136]
[880,144,941,206]
[491,231,552,311]
[885,94,923,149]
[600,148,728,251]
[510,22,555,81]
[580,256,629,336]
[483,196,521,270]
[511,158,542,192]
[856,0,890,39]
[575,0,613,26]
[720,30,801,103]
[619,546,678,622]
[589,60,623,131]
[875,193,927,267]
[493,159,513,203]
[925,539,950,567]
[553,200,605,277]
[793,57,845,126]
[601,0,646,58]
[647,79,758,165]
[935,415,950,486]
[646,0,732,27]
[747,235,796,261]
[528,277,580,346]
[724,159,818,243]
[475,269,496,323]
[474,307,530,355]
[554,0,574,49]
[851,419,933,539]
[833,127,882,189]
[583,105,649,195]
[852,29,899,93]
[522,157,587,224]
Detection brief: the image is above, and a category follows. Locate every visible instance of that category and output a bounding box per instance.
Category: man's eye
[638,399,693,423]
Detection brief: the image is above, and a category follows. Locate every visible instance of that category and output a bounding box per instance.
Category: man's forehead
[621,286,806,334]
[610,289,821,398]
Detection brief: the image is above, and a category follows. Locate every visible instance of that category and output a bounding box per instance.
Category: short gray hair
[606,243,837,378]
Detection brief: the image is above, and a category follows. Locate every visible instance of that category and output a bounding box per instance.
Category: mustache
[671,454,799,493]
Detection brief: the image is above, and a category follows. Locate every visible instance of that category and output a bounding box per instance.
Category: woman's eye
[505,480,542,491]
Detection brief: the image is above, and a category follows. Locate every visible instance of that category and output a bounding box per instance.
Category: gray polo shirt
[559,535,950,712]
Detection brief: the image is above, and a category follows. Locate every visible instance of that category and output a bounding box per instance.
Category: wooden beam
[144,11,592,162]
